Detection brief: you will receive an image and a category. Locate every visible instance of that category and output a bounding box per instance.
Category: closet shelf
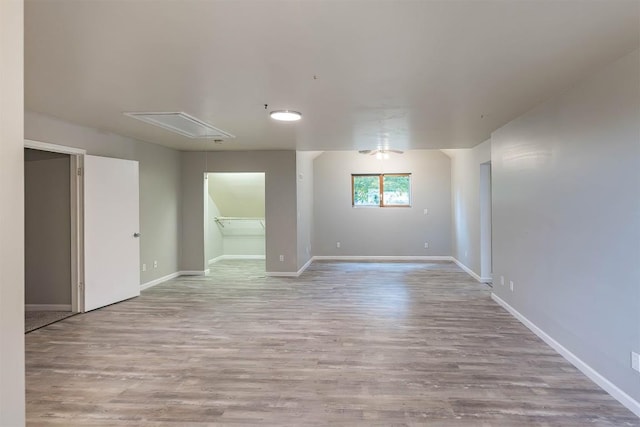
[214,217,265,236]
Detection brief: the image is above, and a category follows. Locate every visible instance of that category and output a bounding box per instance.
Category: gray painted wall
[491,50,640,403]
[25,112,182,285]
[445,140,491,276]
[313,150,451,256]
[181,151,298,273]
[24,151,71,305]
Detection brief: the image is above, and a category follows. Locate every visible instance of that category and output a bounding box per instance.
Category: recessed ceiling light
[270,110,302,122]
[124,112,235,139]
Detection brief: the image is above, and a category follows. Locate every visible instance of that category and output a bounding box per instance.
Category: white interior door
[84,155,140,312]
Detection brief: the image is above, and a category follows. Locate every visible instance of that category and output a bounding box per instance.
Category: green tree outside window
[352,174,411,207]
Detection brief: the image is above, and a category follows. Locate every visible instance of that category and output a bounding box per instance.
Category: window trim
[351,173,412,208]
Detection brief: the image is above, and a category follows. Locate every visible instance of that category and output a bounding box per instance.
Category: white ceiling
[25,0,639,152]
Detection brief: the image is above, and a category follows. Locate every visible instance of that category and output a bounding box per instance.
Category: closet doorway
[24,143,83,332]
[24,140,141,331]
[205,173,266,276]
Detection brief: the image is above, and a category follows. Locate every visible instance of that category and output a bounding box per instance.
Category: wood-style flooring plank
[26,260,639,426]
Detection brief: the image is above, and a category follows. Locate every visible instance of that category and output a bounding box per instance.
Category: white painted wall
[24,151,71,305]
[25,112,181,285]
[181,151,297,273]
[205,188,224,264]
[479,162,492,279]
[0,0,25,423]
[313,150,451,256]
[223,237,265,257]
[492,50,640,406]
[445,140,491,277]
[296,152,318,269]
[208,173,265,217]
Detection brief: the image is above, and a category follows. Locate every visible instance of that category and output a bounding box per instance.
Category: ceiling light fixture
[270,110,302,122]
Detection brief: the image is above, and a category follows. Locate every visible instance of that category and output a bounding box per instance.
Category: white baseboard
[142,270,211,287]
[209,255,265,265]
[312,255,453,262]
[298,257,314,275]
[208,256,224,265]
[221,255,265,260]
[25,304,71,312]
[266,257,314,277]
[179,270,208,276]
[140,272,181,291]
[491,293,640,418]
[451,257,491,283]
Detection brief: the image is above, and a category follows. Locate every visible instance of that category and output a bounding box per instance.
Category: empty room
[1,0,639,425]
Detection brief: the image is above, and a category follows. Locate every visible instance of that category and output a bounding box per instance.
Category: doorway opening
[480,161,492,282]
[23,140,142,330]
[204,172,266,277]
[24,142,84,332]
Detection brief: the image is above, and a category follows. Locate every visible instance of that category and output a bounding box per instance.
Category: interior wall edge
[0,0,25,423]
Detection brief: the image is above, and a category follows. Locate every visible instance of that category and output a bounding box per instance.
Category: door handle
[133,232,141,238]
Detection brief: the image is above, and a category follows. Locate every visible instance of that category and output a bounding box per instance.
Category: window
[352,174,411,207]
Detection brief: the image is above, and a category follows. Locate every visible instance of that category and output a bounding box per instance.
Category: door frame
[24,139,85,313]
[204,172,267,270]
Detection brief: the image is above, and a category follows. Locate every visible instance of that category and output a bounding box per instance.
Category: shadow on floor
[25,311,76,333]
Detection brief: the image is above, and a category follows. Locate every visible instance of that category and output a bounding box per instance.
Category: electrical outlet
[423,208,428,215]
[424,242,429,249]
[509,281,514,292]
[142,263,146,272]
[500,276,505,286]
[336,242,341,248]
[153,260,158,268]
[632,352,640,372]
[279,255,284,262]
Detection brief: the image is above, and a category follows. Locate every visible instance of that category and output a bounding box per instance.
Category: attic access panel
[124,112,235,139]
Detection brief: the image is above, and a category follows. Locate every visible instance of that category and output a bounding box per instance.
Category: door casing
[24,139,85,312]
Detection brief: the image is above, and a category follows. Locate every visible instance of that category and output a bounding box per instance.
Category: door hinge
[77,167,83,176]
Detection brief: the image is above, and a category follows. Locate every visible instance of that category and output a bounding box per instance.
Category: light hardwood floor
[26,260,639,426]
